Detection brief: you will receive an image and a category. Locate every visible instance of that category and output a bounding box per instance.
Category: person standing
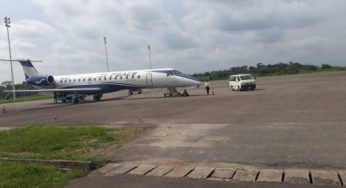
[205,81,210,95]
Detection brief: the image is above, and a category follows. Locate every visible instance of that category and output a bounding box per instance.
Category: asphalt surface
[1,72,346,187]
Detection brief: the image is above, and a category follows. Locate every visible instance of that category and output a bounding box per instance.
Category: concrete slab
[232,169,259,182]
[187,167,214,179]
[284,169,310,185]
[338,170,346,185]
[165,166,195,178]
[206,177,223,181]
[257,169,283,183]
[128,164,157,175]
[210,168,236,180]
[146,165,173,177]
[94,163,121,174]
[106,164,138,175]
[310,170,340,186]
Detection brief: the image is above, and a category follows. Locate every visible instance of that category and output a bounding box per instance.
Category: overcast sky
[0,0,346,83]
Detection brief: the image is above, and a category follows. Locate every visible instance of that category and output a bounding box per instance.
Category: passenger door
[146,73,153,88]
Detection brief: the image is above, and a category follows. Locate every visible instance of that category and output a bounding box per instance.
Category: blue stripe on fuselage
[61,83,141,94]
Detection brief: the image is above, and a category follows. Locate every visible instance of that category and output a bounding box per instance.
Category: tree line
[192,62,346,81]
[0,81,37,100]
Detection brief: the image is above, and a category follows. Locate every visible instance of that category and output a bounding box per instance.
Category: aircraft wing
[4,88,102,92]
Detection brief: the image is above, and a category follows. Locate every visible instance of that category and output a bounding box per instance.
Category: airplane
[5,59,201,103]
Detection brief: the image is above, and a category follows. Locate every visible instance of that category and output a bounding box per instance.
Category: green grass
[0,125,152,167]
[0,161,84,188]
[0,94,52,104]
[0,124,154,187]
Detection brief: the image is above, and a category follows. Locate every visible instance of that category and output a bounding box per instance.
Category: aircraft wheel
[73,99,79,104]
[93,94,102,101]
[72,96,79,104]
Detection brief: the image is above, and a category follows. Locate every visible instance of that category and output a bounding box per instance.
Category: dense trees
[192,62,346,81]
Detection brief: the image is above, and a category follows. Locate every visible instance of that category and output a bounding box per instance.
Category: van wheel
[231,86,235,91]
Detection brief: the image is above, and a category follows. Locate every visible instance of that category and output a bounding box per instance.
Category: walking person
[205,81,210,95]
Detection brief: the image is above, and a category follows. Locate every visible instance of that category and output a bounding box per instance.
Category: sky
[0,0,346,83]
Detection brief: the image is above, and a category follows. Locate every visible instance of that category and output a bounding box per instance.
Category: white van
[229,74,256,91]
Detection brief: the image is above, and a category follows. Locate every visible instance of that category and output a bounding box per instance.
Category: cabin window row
[59,75,141,83]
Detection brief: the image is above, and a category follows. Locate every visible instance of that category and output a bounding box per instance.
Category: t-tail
[19,60,39,79]
[18,60,55,88]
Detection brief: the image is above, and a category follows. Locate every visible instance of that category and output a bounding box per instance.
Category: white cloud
[0,0,346,82]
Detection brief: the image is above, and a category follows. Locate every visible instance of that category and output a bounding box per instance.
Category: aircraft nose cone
[185,76,201,86]
[193,79,202,86]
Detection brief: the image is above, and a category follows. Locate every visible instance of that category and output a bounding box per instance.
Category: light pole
[103,37,109,72]
[4,17,16,101]
[148,44,152,70]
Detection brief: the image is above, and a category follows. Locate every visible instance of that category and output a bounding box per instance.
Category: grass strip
[0,124,154,187]
[0,160,84,188]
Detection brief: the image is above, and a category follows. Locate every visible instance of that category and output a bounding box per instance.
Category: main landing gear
[128,88,143,95]
[93,93,103,102]
[163,88,189,97]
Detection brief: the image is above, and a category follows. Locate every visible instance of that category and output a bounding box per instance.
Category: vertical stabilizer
[18,60,39,79]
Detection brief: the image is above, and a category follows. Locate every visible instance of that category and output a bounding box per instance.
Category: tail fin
[18,60,39,79]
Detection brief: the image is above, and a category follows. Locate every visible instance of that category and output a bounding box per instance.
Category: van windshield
[240,75,253,80]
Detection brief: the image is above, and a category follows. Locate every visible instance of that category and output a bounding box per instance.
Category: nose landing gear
[163,88,189,97]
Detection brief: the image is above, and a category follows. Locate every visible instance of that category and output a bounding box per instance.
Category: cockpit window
[174,70,183,75]
[167,70,183,76]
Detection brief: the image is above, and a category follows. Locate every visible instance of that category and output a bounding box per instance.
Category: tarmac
[1,71,346,187]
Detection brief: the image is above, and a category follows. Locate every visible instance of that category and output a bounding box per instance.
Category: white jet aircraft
[7,60,201,103]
